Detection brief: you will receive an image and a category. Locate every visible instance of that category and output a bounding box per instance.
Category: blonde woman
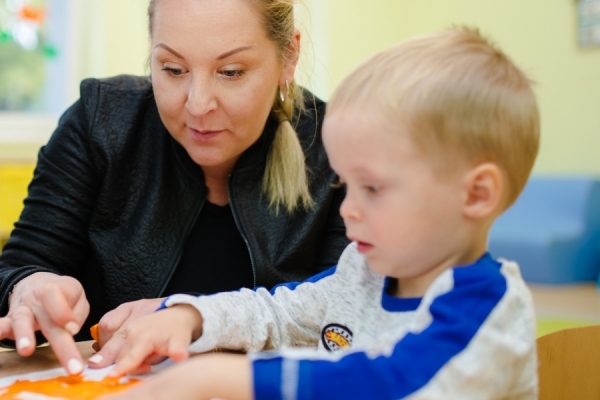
[0,0,348,375]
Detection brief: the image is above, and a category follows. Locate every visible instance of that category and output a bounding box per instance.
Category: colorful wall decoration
[0,0,57,111]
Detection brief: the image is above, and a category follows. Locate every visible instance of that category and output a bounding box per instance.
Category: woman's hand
[0,272,90,375]
[88,298,167,368]
[100,354,252,400]
[104,304,203,377]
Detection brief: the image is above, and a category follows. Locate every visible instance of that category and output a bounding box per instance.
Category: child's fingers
[108,334,190,377]
[88,329,127,368]
[166,337,190,363]
[128,361,152,376]
[143,354,168,366]
[108,339,156,377]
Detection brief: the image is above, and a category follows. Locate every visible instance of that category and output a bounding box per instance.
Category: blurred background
[0,0,599,335]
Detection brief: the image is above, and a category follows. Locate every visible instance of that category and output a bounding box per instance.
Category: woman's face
[150,0,298,174]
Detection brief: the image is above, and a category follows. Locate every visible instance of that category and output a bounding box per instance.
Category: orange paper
[0,375,141,399]
[90,324,99,342]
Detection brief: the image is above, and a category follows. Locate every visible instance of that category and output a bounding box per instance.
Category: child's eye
[365,186,380,193]
[219,70,246,80]
[331,178,346,189]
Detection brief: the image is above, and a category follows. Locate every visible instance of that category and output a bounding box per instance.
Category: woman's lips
[188,126,225,142]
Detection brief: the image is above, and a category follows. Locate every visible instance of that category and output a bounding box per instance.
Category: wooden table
[0,341,96,378]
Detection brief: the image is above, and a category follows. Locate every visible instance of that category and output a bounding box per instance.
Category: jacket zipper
[228,174,257,288]
[157,197,206,297]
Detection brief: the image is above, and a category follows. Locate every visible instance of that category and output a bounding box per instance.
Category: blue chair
[489,176,600,284]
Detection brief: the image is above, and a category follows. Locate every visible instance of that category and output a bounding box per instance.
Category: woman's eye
[219,70,245,79]
[365,186,380,193]
[162,67,184,77]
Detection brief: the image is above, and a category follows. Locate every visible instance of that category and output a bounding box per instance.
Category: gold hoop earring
[279,80,289,103]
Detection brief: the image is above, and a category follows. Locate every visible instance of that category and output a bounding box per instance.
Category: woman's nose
[185,78,217,116]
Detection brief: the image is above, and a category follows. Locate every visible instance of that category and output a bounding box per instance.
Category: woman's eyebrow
[155,43,184,59]
[217,45,255,60]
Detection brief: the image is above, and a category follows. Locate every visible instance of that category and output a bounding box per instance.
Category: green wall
[324,0,600,175]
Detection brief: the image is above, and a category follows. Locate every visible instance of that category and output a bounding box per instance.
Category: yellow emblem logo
[322,323,353,352]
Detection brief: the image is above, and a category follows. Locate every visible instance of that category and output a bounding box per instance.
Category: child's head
[322,27,539,293]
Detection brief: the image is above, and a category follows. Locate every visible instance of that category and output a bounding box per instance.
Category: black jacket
[0,75,348,340]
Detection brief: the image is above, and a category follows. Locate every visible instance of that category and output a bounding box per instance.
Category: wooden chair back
[537,325,600,399]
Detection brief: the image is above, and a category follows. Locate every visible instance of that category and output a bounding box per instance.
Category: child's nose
[340,195,361,222]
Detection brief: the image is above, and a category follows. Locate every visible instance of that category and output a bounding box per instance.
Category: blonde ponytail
[263,80,313,214]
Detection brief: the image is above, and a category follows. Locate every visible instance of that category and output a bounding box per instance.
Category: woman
[0,0,348,375]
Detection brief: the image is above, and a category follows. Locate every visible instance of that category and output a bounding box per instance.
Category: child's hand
[99,354,252,400]
[106,304,203,378]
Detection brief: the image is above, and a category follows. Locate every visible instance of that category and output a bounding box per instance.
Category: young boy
[103,27,540,400]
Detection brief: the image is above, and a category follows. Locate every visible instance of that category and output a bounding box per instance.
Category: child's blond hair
[328,27,540,208]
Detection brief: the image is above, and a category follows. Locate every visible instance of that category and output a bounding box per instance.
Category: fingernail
[67,358,83,375]
[65,321,79,336]
[108,368,119,378]
[18,337,31,350]
[88,354,103,364]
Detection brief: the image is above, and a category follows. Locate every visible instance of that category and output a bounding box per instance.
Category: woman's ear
[280,28,301,85]
[462,162,504,220]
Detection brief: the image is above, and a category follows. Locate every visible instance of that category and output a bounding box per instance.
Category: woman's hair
[329,27,540,208]
[148,0,312,214]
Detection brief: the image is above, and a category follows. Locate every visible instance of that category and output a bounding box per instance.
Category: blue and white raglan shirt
[163,243,537,399]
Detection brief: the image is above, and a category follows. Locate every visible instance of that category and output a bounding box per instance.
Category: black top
[0,75,349,341]
[163,201,254,296]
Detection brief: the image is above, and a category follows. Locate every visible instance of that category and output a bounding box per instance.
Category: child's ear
[462,163,503,219]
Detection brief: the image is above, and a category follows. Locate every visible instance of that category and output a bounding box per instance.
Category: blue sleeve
[252,262,507,399]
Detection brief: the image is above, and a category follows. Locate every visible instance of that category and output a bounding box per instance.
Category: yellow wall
[92,1,600,175]
[324,0,600,175]
[103,0,150,77]
[83,0,149,79]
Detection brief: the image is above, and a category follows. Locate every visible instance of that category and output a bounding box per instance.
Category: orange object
[0,375,141,399]
[90,324,99,342]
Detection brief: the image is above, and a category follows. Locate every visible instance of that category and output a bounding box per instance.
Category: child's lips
[356,241,374,253]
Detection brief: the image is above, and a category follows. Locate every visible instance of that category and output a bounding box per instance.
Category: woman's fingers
[10,305,37,356]
[36,283,83,335]
[0,316,14,340]
[70,289,91,329]
[3,273,90,375]
[32,278,89,374]
[35,307,84,375]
